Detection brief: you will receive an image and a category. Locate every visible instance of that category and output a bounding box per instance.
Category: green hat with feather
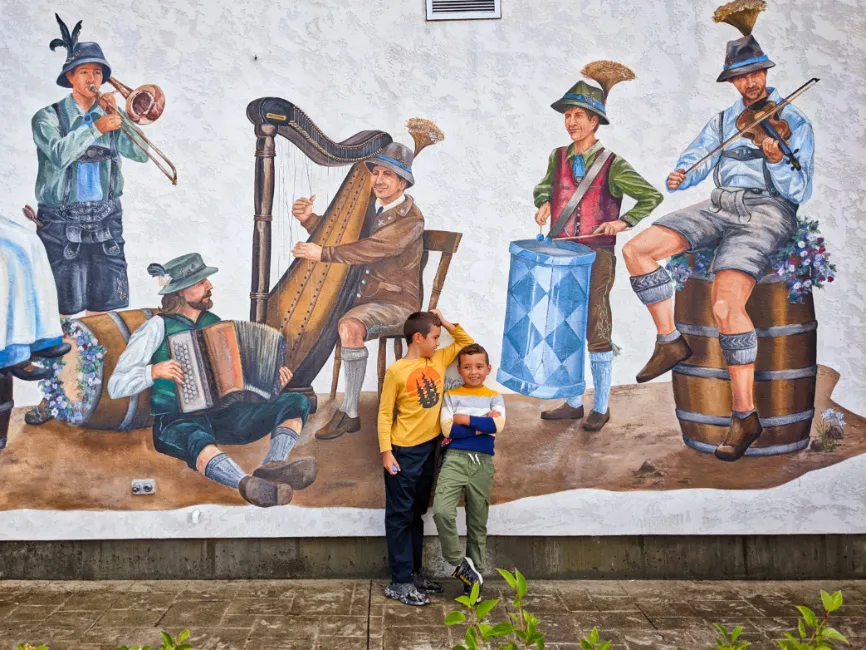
[147,253,218,295]
[550,61,636,125]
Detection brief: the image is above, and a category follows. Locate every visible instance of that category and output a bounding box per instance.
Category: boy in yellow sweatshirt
[378,309,474,606]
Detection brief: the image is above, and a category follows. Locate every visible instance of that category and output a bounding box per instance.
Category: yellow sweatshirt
[377,325,474,452]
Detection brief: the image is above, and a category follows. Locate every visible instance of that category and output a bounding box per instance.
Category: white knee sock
[340,347,368,418]
[590,351,614,414]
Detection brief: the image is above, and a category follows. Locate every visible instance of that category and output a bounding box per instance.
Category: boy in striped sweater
[432,343,505,593]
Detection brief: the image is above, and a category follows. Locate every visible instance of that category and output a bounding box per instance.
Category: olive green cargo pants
[432,449,495,571]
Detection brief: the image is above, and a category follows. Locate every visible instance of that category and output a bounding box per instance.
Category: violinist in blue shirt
[622,1,815,462]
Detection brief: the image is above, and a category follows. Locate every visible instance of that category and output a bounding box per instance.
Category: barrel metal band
[106,311,139,432]
[676,320,818,338]
[682,435,810,457]
[673,364,818,381]
[675,408,815,427]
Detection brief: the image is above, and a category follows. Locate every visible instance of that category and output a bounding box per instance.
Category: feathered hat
[714,0,775,82]
[49,13,112,88]
[147,253,218,295]
[364,119,445,187]
[550,61,635,125]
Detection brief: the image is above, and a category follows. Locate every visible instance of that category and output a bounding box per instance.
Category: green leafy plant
[445,581,514,650]
[18,645,49,650]
[774,590,848,649]
[445,567,613,649]
[579,626,611,650]
[708,623,751,649]
[497,568,546,649]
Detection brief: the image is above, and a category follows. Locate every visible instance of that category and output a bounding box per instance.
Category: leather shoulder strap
[549,148,614,238]
[713,110,725,188]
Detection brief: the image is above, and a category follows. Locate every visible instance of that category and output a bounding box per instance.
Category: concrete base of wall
[1,535,864,580]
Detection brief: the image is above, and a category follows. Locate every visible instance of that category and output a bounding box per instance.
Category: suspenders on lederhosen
[48,102,122,260]
[712,109,780,197]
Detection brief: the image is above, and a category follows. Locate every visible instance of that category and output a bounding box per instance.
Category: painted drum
[497,239,596,399]
[673,270,817,456]
[46,309,160,431]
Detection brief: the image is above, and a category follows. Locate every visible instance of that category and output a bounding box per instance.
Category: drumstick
[555,228,633,242]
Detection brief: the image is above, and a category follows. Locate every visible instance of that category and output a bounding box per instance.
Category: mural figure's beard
[187,294,213,311]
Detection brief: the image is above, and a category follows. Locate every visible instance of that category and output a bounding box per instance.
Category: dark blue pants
[384,439,437,584]
[37,201,129,314]
[153,393,310,469]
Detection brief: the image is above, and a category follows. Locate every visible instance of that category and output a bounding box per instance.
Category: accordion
[167,320,287,414]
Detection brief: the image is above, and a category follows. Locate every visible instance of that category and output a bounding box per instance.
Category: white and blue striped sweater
[440,385,506,456]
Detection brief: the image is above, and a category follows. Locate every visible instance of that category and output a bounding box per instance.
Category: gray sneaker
[384,582,430,606]
[412,571,444,594]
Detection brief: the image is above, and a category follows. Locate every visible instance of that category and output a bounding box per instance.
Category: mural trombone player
[26,14,175,426]
[622,0,815,461]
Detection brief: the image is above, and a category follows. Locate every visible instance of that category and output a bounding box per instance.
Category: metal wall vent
[426,0,502,21]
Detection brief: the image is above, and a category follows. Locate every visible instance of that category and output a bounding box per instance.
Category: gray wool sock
[657,329,681,343]
[340,347,368,418]
[204,453,246,489]
[262,426,300,466]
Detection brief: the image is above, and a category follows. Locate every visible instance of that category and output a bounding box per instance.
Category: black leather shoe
[32,343,71,359]
[6,362,52,381]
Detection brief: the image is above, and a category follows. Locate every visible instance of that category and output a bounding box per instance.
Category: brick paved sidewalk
[1,579,864,650]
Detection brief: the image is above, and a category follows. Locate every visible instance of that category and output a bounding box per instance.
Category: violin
[683,78,819,178]
[736,98,800,170]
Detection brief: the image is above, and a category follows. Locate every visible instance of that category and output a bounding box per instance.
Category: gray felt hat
[365,143,415,187]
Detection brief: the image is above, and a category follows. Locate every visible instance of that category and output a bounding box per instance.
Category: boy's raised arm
[430,309,474,366]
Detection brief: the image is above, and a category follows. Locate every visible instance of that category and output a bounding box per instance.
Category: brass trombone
[88,77,178,185]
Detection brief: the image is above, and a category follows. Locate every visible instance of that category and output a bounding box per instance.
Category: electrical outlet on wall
[131,479,156,496]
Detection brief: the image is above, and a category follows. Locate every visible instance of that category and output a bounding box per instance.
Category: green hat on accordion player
[147,253,219,295]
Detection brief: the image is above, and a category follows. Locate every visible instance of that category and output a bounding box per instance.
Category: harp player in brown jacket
[292,142,425,441]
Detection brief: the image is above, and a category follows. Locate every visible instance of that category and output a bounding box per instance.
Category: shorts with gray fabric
[341,302,415,341]
[654,187,798,280]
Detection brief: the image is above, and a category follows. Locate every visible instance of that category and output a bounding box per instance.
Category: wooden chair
[330,230,463,399]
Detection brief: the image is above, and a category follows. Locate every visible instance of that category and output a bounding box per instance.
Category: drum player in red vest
[533,61,663,431]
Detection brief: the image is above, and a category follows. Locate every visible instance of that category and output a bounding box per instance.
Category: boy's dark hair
[458,343,489,365]
[404,311,442,345]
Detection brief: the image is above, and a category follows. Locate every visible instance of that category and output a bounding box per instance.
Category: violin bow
[683,77,819,177]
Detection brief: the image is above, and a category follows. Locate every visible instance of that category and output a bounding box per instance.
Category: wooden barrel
[50,309,159,431]
[672,272,816,456]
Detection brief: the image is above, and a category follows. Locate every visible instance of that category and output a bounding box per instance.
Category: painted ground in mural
[0,365,860,511]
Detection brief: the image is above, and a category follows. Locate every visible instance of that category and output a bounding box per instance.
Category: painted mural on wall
[0,1,861,527]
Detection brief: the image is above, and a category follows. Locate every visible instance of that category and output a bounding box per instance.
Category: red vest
[551,146,622,248]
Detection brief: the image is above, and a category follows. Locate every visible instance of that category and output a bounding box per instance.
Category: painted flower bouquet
[811,408,846,453]
[36,318,106,425]
[667,216,836,304]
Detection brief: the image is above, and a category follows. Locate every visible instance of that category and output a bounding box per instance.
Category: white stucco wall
[3,0,864,411]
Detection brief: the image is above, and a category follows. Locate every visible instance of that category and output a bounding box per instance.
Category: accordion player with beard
[167,320,287,414]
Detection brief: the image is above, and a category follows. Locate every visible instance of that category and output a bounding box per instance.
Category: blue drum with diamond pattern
[497,239,596,399]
